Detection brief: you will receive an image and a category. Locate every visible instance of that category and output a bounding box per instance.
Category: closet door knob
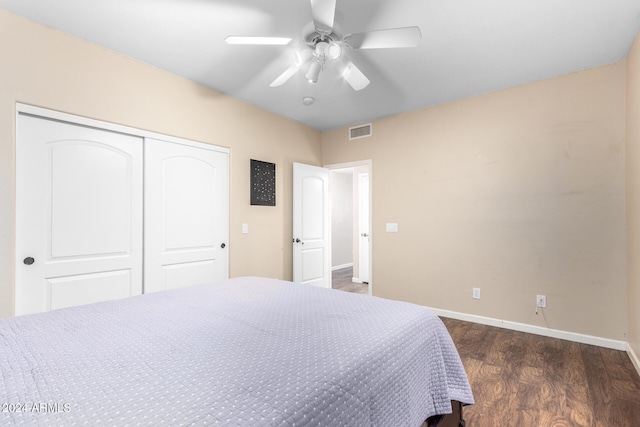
[23,257,35,265]
[220,243,226,249]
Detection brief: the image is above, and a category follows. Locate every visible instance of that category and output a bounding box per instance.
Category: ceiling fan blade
[344,26,421,49]
[269,48,314,88]
[310,0,336,34]
[225,36,292,45]
[342,61,370,91]
[270,64,300,87]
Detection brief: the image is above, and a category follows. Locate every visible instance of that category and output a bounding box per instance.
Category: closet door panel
[163,260,217,291]
[48,270,133,311]
[162,156,217,249]
[16,114,143,315]
[144,138,228,293]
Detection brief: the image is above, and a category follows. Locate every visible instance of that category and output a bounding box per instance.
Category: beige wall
[626,30,640,357]
[323,63,627,341]
[0,10,322,318]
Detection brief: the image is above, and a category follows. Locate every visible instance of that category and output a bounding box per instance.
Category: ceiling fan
[225,0,421,91]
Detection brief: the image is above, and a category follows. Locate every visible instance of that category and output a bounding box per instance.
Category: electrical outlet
[472,288,481,300]
[536,295,547,308]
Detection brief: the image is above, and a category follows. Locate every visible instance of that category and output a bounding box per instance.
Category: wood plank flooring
[331,267,368,294]
[440,317,640,426]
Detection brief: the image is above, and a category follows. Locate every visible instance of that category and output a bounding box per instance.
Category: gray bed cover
[0,277,473,426]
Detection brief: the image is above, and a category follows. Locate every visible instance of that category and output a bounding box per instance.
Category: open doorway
[326,161,372,295]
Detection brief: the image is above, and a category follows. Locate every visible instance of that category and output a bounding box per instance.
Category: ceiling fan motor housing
[303,21,341,47]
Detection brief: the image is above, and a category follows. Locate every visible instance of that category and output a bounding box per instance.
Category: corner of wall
[626,27,640,366]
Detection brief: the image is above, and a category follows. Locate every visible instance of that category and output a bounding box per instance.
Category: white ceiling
[2,0,639,131]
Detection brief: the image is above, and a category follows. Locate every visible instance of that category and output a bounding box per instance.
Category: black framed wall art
[250,159,276,206]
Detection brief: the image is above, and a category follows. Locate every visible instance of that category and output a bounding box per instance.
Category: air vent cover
[349,123,372,140]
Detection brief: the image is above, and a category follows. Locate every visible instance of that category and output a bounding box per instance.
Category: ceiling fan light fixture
[328,42,342,59]
[343,61,370,91]
[306,60,321,84]
[314,41,329,58]
[294,49,313,66]
[225,36,292,45]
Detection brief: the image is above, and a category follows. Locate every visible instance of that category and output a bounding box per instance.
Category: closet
[15,107,229,315]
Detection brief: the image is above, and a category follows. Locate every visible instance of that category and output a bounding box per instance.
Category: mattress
[0,277,474,426]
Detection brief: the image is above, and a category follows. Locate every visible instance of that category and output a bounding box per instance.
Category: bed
[0,277,474,426]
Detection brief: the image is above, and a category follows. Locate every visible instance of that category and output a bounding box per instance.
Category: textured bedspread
[0,277,473,426]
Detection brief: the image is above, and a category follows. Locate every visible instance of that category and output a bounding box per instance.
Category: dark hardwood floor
[441,317,640,427]
[331,266,368,294]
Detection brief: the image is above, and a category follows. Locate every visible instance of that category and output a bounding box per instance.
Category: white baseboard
[331,263,353,271]
[628,343,640,377]
[428,307,628,351]
[352,277,362,283]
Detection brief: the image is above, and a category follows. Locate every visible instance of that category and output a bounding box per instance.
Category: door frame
[358,172,370,284]
[325,160,373,295]
[16,104,230,156]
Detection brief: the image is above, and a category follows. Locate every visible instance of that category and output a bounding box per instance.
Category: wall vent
[349,123,372,140]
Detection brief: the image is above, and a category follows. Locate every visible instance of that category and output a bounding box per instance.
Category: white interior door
[293,162,331,288]
[16,114,143,315]
[359,173,370,284]
[144,138,228,292]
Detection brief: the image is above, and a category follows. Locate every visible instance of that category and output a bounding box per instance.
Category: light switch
[386,223,398,233]
[242,223,249,234]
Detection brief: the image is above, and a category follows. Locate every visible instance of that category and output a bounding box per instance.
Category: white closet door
[144,138,229,292]
[16,115,144,315]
